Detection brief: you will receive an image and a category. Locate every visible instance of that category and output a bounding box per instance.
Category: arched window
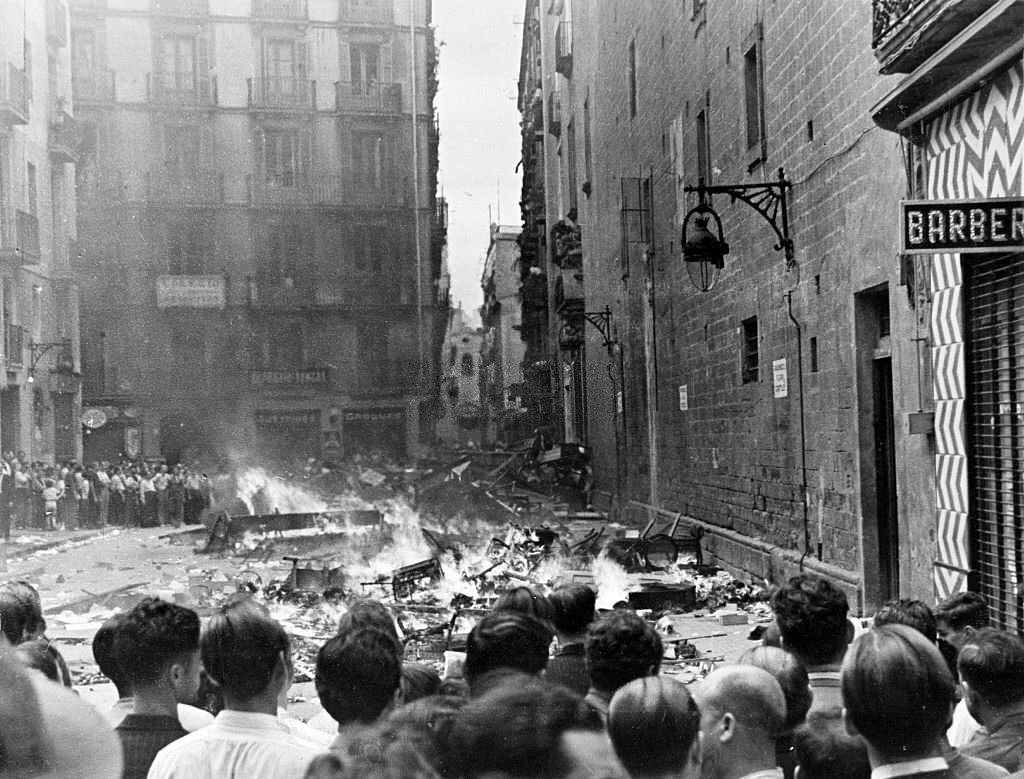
[460,353,474,376]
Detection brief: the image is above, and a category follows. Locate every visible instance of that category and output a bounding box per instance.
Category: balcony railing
[249,367,329,389]
[145,171,224,204]
[148,71,216,106]
[247,77,315,110]
[4,325,25,368]
[72,68,115,103]
[872,0,1000,72]
[434,197,448,235]
[0,63,29,125]
[247,278,311,308]
[49,110,81,163]
[555,20,572,77]
[152,0,209,13]
[334,81,402,113]
[253,0,308,18]
[339,0,394,25]
[0,209,40,265]
[47,0,69,47]
[247,173,401,207]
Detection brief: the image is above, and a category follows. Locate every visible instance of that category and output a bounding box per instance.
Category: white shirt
[147,709,321,779]
[871,757,949,778]
[948,697,983,748]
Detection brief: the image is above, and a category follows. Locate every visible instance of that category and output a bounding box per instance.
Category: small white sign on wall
[616,391,624,414]
[773,358,788,398]
[678,384,689,411]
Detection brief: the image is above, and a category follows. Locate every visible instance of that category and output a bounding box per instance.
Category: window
[255,321,303,369]
[261,37,308,101]
[164,124,207,174]
[620,175,652,279]
[167,216,213,275]
[23,40,32,103]
[27,163,37,216]
[744,42,764,154]
[260,222,306,281]
[160,34,195,80]
[352,132,388,190]
[448,344,456,368]
[810,336,819,373]
[460,353,474,377]
[696,107,710,183]
[627,39,638,118]
[565,120,578,210]
[582,94,593,190]
[349,44,380,93]
[741,317,759,383]
[260,128,310,187]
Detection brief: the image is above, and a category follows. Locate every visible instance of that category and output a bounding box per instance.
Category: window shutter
[299,128,313,184]
[381,40,393,84]
[295,40,309,80]
[199,125,215,168]
[338,40,351,84]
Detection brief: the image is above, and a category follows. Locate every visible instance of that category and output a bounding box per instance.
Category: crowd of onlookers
[0,572,1023,777]
[0,453,213,539]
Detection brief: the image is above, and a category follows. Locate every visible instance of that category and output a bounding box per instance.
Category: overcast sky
[433,0,524,324]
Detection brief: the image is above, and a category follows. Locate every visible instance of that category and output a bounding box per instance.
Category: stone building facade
[435,305,482,447]
[520,0,950,610]
[70,0,446,467]
[871,0,1024,627]
[0,0,82,463]
[480,223,528,446]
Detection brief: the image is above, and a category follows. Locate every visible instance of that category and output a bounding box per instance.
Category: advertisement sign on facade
[155,276,227,308]
[900,198,1024,255]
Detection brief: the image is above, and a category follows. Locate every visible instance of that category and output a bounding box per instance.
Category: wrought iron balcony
[339,0,394,25]
[247,277,311,308]
[0,63,29,125]
[49,109,81,164]
[253,0,308,18]
[152,0,209,14]
[249,367,330,390]
[148,71,217,106]
[247,77,316,110]
[334,81,402,113]
[872,0,1003,73]
[144,171,224,204]
[555,20,572,77]
[0,209,40,265]
[72,68,115,103]
[4,324,25,368]
[247,173,401,208]
[47,0,69,47]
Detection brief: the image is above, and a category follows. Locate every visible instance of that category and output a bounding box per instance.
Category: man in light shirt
[147,596,321,779]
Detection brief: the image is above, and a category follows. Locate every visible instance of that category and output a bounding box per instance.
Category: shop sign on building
[773,359,788,398]
[901,198,1024,255]
[254,409,321,428]
[342,408,404,424]
[155,275,227,308]
[249,368,330,388]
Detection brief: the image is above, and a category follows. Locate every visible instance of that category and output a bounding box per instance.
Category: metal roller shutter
[966,253,1024,632]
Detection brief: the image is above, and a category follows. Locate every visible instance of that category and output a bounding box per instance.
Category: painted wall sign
[773,359,788,398]
[342,409,404,424]
[155,275,227,308]
[900,197,1024,254]
[254,409,320,428]
[678,384,688,411]
[249,368,330,388]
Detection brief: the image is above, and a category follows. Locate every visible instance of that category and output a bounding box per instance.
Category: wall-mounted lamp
[28,339,71,384]
[682,167,795,292]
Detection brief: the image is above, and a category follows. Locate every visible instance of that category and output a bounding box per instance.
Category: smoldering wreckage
[45,451,771,685]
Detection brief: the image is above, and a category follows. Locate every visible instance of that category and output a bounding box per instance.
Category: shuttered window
[966,252,1024,632]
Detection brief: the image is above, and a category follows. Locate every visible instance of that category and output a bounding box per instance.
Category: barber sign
[900,197,1024,255]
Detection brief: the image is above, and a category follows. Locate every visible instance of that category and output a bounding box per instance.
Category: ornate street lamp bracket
[684,167,795,270]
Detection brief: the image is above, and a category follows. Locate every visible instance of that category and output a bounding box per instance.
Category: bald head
[696,665,786,737]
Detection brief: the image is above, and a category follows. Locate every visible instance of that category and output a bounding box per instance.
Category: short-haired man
[546,584,597,696]
[937,592,991,748]
[692,665,787,779]
[316,627,402,755]
[792,710,871,779]
[584,610,663,724]
[148,597,320,779]
[463,610,553,695]
[770,573,850,715]
[842,624,955,777]
[94,612,213,732]
[113,598,201,779]
[958,628,1024,772]
[608,676,701,779]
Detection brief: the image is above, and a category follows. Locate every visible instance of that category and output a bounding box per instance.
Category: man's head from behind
[463,610,553,691]
[201,596,290,707]
[549,584,597,641]
[115,598,201,703]
[608,676,701,779]
[872,598,937,643]
[316,627,401,727]
[841,624,954,763]
[693,665,786,779]
[585,610,662,696]
[792,711,870,779]
[957,627,1024,725]
[770,574,849,668]
[93,612,130,697]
